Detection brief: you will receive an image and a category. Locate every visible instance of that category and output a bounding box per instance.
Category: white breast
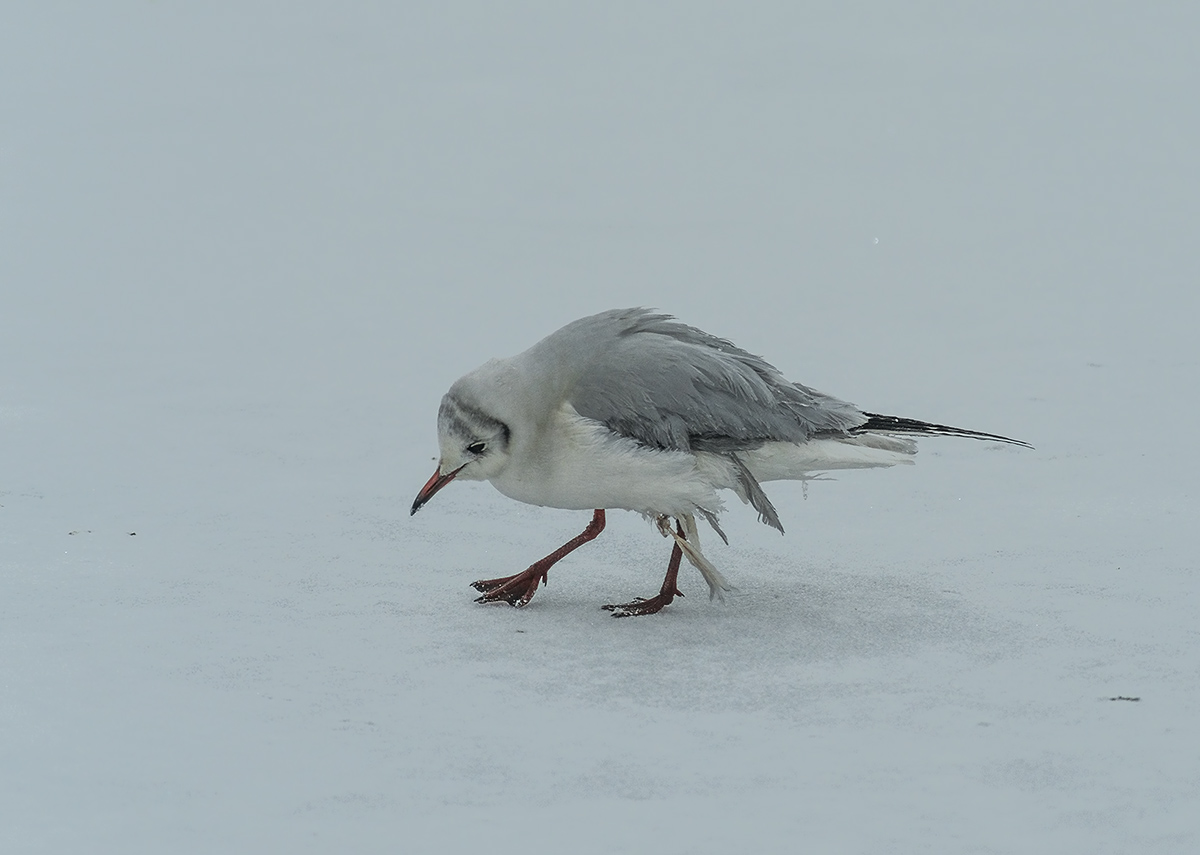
[487,403,727,517]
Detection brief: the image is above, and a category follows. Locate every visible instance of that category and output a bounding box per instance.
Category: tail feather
[856,413,1032,449]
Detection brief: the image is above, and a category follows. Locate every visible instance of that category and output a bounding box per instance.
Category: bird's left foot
[471,569,546,607]
[601,590,682,618]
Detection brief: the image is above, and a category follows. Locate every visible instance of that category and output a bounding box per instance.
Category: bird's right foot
[471,569,546,607]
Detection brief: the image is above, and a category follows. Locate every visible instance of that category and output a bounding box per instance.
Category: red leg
[472,509,606,607]
[602,520,686,617]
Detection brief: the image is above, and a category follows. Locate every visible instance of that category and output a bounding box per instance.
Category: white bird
[411,308,1029,616]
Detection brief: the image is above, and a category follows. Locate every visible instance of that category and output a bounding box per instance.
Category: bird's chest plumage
[488,404,721,515]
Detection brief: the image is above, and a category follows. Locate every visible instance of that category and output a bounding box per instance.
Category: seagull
[411,308,1029,617]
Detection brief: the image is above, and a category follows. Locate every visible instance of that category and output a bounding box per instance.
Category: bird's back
[523,308,867,454]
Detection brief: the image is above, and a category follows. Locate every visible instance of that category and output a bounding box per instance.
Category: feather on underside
[729,453,784,533]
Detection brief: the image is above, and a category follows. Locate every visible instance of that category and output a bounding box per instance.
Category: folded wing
[567,309,866,454]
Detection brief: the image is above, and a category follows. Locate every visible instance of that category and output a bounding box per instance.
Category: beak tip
[411,464,461,517]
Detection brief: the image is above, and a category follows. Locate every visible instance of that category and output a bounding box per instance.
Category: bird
[411,308,1029,617]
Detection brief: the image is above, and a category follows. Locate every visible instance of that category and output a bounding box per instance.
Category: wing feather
[565,309,866,453]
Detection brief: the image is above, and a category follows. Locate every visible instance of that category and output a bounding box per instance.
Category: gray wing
[567,309,866,454]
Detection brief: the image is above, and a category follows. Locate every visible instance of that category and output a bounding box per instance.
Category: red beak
[410,464,465,515]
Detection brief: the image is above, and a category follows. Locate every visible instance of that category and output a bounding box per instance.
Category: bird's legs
[472,509,606,607]
[602,519,686,617]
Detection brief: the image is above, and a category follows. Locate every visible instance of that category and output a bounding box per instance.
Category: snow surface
[3,4,1198,853]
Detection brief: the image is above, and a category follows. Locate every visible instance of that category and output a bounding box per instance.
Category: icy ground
[3,5,1198,853]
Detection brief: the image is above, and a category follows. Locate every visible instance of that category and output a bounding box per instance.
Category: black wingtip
[858,413,1033,449]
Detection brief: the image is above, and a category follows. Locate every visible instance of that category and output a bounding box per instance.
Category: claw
[602,591,678,617]
[472,573,543,607]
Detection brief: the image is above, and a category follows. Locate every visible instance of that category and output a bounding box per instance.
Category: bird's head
[411,372,514,514]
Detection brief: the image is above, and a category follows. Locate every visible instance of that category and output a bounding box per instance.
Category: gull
[411,308,1029,617]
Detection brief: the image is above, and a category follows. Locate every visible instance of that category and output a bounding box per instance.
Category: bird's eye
[466,441,486,455]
